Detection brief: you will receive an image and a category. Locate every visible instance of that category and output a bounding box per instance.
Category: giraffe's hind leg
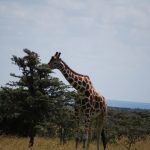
[101,129,107,150]
[96,115,105,150]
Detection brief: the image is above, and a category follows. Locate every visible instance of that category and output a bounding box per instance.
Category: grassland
[0,136,149,150]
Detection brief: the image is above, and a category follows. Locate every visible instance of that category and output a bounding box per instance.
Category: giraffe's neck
[57,60,92,93]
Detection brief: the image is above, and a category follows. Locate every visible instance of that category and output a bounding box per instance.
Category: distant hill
[107,99,150,110]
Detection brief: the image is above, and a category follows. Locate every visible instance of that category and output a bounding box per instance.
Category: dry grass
[0,136,149,150]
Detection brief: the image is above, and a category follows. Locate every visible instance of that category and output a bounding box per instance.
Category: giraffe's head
[48,52,61,69]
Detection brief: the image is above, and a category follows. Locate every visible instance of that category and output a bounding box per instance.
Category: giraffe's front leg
[74,106,81,150]
[83,129,89,150]
[82,116,91,150]
[75,122,80,150]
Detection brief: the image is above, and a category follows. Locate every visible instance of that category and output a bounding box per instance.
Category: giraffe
[48,52,107,150]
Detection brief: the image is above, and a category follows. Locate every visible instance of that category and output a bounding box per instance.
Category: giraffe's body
[48,52,107,150]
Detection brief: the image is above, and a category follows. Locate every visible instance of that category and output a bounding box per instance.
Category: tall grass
[0,136,149,150]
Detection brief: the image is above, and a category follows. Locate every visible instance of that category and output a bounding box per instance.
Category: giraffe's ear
[57,52,61,58]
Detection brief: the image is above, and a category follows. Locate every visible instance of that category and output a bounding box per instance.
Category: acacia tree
[6,49,75,147]
[7,49,51,146]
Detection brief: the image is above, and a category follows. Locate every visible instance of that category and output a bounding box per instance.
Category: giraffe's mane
[61,59,89,78]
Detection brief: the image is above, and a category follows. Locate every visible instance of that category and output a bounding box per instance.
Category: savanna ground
[0,136,149,150]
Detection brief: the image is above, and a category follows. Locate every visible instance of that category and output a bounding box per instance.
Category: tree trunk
[28,124,36,147]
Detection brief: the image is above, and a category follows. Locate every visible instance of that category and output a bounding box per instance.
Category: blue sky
[0,0,150,103]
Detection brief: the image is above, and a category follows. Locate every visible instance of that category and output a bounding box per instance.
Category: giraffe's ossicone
[48,52,107,150]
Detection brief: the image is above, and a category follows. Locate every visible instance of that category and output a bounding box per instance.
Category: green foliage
[105,107,150,150]
[0,49,76,138]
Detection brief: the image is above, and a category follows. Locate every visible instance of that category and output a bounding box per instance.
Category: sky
[0,0,150,103]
